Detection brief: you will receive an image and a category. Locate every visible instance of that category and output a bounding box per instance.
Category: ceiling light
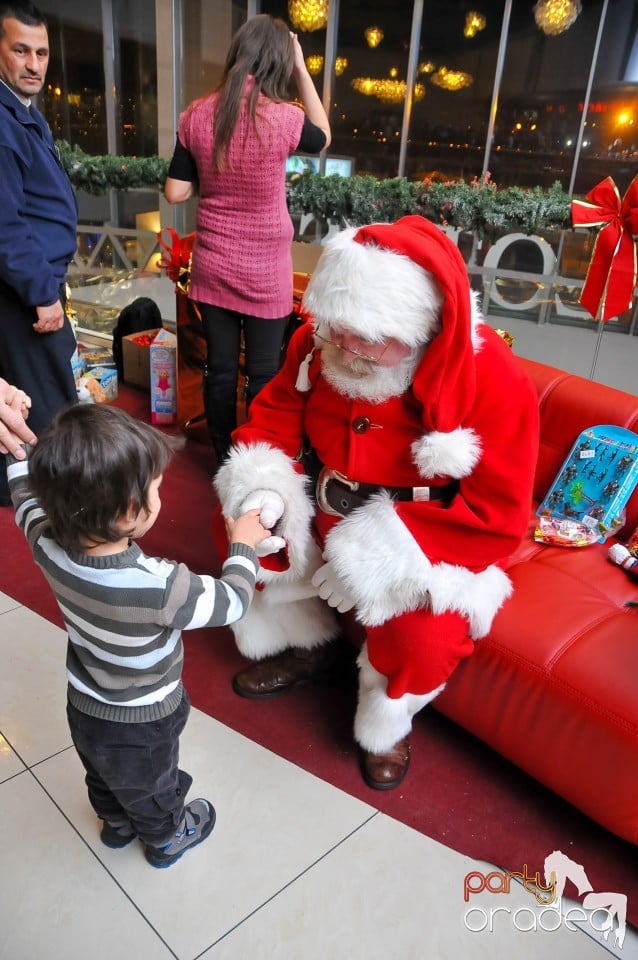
[533,0,581,35]
[288,0,329,32]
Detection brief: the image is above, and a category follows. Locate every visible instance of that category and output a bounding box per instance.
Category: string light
[334,56,348,76]
[533,0,581,35]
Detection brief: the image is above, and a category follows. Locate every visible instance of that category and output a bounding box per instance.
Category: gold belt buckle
[316,467,360,517]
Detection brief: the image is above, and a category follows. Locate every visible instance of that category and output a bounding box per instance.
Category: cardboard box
[121,328,161,390]
[150,328,177,425]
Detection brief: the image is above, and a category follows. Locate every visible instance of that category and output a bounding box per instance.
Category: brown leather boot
[360,735,411,791]
[232,644,338,699]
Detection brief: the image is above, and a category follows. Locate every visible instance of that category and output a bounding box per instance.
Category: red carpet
[2,383,636,927]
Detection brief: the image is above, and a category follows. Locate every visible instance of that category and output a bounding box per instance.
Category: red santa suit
[214,216,539,754]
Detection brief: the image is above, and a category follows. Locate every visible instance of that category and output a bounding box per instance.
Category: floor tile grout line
[0,728,73,771]
[0,598,25,615]
[19,762,181,960]
[191,810,382,959]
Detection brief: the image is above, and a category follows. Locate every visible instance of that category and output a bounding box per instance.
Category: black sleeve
[167,135,198,182]
[296,116,327,154]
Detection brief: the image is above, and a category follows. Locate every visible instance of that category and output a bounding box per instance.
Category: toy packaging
[150,328,177,425]
[536,424,638,547]
[84,365,118,401]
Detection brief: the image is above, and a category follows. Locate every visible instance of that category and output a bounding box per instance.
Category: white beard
[319,342,426,402]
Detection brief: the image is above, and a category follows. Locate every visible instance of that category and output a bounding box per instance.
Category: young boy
[7,402,270,868]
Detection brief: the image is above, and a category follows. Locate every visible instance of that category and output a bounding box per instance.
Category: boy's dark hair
[28,404,184,552]
[0,2,46,33]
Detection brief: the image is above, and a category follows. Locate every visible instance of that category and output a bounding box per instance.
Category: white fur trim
[231,586,339,660]
[427,561,512,639]
[295,350,314,391]
[303,226,443,347]
[354,646,444,752]
[323,491,512,634]
[324,493,432,625]
[411,427,482,480]
[214,442,315,583]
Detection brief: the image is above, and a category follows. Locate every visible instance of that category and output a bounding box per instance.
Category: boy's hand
[238,489,284,530]
[225,508,277,551]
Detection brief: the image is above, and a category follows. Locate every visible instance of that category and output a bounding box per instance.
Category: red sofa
[434,357,638,845]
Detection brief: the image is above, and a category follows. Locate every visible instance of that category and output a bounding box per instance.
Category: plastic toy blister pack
[535,424,638,547]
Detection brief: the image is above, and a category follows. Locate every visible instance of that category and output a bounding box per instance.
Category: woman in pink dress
[164,15,330,465]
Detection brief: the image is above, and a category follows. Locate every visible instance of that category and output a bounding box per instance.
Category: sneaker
[145,799,216,868]
[100,819,136,849]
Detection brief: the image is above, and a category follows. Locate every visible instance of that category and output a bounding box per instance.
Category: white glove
[608,543,631,566]
[238,489,285,530]
[255,534,287,557]
[238,490,286,556]
[311,561,355,613]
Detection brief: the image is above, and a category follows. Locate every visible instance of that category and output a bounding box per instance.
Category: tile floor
[1,591,636,960]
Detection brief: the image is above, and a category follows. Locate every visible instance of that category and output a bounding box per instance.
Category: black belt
[316,467,457,518]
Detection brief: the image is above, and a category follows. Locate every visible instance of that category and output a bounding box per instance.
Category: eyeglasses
[314,331,388,364]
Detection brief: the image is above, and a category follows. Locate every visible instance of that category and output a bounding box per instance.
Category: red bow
[157,227,195,286]
[571,175,638,322]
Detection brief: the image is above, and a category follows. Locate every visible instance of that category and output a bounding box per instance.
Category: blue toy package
[535,424,638,547]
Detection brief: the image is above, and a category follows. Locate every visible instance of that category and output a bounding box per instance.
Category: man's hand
[0,378,35,458]
[33,300,65,333]
[311,561,355,613]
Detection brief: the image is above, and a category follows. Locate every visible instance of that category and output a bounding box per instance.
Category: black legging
[197,302,289,463]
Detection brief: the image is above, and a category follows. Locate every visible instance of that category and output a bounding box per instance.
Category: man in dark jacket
[0,2,78,502]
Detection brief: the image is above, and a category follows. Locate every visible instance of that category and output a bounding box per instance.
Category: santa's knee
[231,587,338,661]
[363,607,474,701]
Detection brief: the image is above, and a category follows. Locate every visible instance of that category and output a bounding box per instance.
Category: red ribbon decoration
[571,175,638,322]
[157,227,195,286]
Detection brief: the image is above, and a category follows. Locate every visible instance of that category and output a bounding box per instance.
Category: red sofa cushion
[521,358,638,534]
[436,359,638,843]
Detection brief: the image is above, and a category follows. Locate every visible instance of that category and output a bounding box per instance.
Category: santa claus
[214,215,539,790]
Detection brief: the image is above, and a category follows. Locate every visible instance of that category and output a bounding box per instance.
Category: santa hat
[303,215,477,435]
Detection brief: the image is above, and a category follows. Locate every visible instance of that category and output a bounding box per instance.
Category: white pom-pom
[295,350,314,392]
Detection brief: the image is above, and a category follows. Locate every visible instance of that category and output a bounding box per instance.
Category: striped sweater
[7,454,258,723]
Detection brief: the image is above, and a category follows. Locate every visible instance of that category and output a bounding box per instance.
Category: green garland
[57,139,573,236]
[58,140,169,194]
[286,172,572,237]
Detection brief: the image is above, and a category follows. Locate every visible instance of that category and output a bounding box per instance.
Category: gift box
[121,328,162,390]
[150,328,177,425]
